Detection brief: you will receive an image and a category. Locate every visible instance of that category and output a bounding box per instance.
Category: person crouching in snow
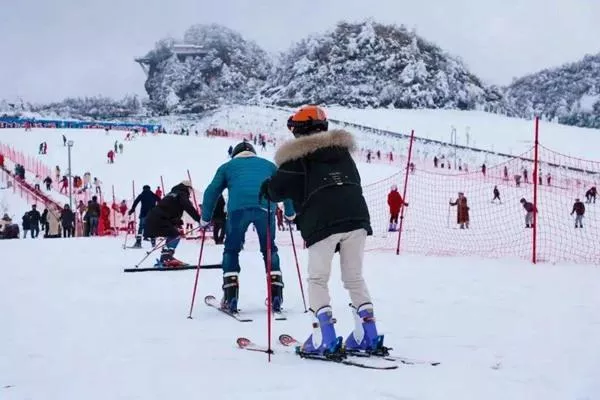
[261,105,384,357]
[387,184,408,231]
[144,181,200,267]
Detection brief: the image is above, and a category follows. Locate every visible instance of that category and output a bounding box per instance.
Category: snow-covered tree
[260,20,512,113]
[143,24,272,114]
[506,53,600,128]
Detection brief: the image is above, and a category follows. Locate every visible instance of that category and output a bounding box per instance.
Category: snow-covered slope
[1,106,599,399]
[1,238,599,400]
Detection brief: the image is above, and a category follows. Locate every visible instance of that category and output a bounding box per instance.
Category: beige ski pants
[307,228,372,312]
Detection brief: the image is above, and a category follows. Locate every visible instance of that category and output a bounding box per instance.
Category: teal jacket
[201,152,295,221]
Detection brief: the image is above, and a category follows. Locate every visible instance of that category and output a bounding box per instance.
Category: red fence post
[532,117,540,264]
[396,130,415,255]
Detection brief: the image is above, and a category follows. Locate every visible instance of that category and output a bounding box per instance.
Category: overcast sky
[1,0,599,102]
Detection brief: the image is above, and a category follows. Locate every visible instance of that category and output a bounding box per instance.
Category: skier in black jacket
[260,105,381,357]
[211,194,226,244]
[144,181,200,266]
[128,184,160,247]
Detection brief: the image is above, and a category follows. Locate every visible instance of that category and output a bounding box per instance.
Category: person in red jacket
[0,153,4,168]
[107,150,115,164]
[155,186,163,199]
[387,184,408,231]
[100,202,111,232]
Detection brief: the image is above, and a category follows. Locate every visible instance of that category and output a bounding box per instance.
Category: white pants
[307,228,372,312]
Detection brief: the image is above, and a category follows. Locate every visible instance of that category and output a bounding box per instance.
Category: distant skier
[93,177,102,194]
[571,198,585,228]
[503,165,508,180]
[433,156,438,168]
[585,186,597,204]
[144,181,200,266]
[60,176,68,194]
[261,105,383,356]
[128,185,160,248]
[155,186,163,199]
[62,135,67,146]
[520,198,537,228]
[227,145,233,158]
[107,150,115,164]
[481,164,486,176]
[200,141,294,313]
[43,176,52,191]
[514,174,522,187]
[450,192,469,229]
[118,143,124,154]
[387,184,408,231]
[492,185,501,203]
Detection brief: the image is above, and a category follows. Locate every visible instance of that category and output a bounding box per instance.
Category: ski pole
[265,200,274,361]
[288,222,307,313]
[187,227,207,319]
[122,215,132,249]
[133,226,201,268]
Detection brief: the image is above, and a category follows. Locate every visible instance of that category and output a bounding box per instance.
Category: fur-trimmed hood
[274,130,356,166]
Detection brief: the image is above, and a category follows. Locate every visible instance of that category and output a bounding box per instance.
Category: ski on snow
[279,334,440,367]
[236,336,398,370]
[204,295,253,322]
[123,264,221,273]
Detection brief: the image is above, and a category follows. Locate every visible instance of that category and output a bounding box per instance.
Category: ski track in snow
[1,106,600,400]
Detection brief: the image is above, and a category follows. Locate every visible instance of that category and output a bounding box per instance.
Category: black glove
[259,178,272,202]
[128,209,134,216]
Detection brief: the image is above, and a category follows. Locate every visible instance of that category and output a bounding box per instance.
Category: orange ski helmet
[287,105,328,136]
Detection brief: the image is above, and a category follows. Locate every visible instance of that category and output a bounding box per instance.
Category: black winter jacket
[267,129,372,247]
[28,209,41,226]
[131,187,160,218]
[212,195,226,222]
[145,183,200,237]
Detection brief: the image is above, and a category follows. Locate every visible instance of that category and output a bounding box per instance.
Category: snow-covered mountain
[141,21,512,116]
[506,53,600,128]
[261,21,510,113]
[142,24,271,114]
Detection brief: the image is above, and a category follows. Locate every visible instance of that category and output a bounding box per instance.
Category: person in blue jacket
[201,142,295,314]
[128,184,160,248]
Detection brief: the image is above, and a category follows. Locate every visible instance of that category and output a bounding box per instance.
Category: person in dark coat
[450,192,469,229]
[492,185,501,203]
[520,198,537,228]
[86,196,101,236]
[28,205,41,238]
[144,181,200,266]
[22,212,31,238]
[571,198,585,228]
[211,194,226,244]
[585,186,597,204]
[60,204,76,237]
[128,185,160,247]
[261,105,380,356]
[40,208,48,233]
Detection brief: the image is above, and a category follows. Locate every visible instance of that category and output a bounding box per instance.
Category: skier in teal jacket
[201,141,295,314]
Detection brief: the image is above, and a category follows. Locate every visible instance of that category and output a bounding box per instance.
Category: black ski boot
[270,271,284,313]
[221,273,239,313]
[132,236,142,248]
